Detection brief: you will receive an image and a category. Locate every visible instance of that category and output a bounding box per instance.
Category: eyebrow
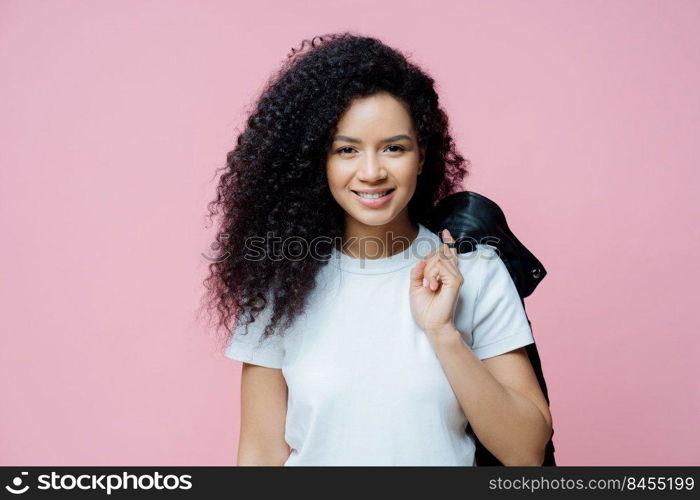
[332,134,414,144]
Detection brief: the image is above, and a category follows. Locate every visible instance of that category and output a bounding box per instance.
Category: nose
[356,153,387,182]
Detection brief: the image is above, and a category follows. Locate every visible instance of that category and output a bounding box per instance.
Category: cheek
[326,162,352,189]
[397,168,419,191]
[325,163,339,188]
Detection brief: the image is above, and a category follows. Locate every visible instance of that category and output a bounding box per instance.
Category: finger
[421,248,439,289]
[440,228,459,259]
[423,246,439,261]
[424,232,461,290]
[421,259,438,291]
[424,260,454,291]
[437,245,460,273]
[438,229,462,276]
[425,259,462,291]
[430,273,440,291]
[410,259,427,290]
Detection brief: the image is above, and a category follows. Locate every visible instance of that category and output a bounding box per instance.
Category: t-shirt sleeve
[224,303,285,369]
[469,245,535,360]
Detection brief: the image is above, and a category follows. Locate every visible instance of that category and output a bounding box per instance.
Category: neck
[340,212,419,259]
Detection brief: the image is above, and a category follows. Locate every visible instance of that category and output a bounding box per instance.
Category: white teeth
[356,190,391,199]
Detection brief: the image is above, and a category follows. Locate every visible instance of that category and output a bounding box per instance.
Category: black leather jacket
[425,190,557,466]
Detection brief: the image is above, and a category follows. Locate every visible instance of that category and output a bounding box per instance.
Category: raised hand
[409,228,464,342]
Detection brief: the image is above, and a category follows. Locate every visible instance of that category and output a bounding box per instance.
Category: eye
[335,145,406,155]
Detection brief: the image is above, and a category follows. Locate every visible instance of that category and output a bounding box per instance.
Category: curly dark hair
[201,31,470,351]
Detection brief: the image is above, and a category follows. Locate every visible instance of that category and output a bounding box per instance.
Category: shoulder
[223,293,290,369]
[459,243,534,359]
[454,243,499,286]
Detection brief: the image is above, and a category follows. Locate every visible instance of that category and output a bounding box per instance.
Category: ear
[418,147,426,174]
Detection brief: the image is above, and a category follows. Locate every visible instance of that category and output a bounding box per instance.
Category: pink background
[1,0,698,466]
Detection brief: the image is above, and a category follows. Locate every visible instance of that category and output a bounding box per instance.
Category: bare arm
[431,327,553,466]
[237,362,291,466]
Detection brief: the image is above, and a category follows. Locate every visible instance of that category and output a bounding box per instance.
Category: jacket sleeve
[468,244,535,360]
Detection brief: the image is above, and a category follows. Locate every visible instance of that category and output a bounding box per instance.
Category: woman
[203,32,553,466]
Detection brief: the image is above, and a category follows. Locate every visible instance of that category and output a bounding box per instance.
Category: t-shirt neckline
[330,223,439,275]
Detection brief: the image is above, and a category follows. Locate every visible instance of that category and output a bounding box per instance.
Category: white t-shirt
[225,222,535,466]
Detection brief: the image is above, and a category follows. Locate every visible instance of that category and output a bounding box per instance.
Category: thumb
[410,259,427,289]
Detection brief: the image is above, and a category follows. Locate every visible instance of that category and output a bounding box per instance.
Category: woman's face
[326,92,425,231]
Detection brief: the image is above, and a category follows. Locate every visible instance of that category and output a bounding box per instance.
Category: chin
[353,216,394,227]
[347,208,403,227]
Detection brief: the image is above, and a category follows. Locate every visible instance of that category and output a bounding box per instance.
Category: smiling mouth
[351,188,396,198]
